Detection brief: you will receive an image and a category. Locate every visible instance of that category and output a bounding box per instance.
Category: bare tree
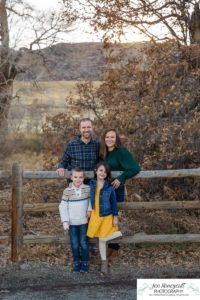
[188,2,200,44]
[0,0,74,143]
[63,0,200,44]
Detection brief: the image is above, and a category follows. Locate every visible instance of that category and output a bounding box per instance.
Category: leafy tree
[58,41,200,168]
[0,0,74,144]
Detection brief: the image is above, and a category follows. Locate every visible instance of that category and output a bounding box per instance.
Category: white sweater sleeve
[59,189,69,223]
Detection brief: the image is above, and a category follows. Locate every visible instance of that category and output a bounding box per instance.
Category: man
[56,118,100,181]
[57,118,99,256]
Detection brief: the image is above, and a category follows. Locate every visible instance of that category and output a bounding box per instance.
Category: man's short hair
[79,118,93,125]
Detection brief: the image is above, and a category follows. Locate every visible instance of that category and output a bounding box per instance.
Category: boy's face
[71,171,84,188]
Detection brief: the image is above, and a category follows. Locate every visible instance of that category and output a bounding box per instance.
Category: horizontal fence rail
[23,168,200,179]
[2,233,200,246]
[2,200,200,214]
[1,164,200,262]
[2,168,200,180]
[0,170,11,179]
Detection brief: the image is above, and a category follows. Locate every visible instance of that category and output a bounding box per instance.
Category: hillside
[16,42,105,81]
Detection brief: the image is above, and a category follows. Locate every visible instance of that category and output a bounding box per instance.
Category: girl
[87,162,122,274]
[100,129,141,256]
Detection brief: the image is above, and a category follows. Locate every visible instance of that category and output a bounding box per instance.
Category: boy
[59,167,91,272]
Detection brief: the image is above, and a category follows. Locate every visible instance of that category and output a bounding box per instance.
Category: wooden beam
[118,200,200,210]
[23,170,123,179]
[22,200,200,213]
[0,204,10,213]
[0,236,9,244]
[0,171,11,179]
[22,233,200,245]
[24,203,58,212]
[11,163,23,262]
[119,233,200,244]
[2,201,200,214]
[138,168,200,178]
[22,168,200,179]
[23,234,70,244]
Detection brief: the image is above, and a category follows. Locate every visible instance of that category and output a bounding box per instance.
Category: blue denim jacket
[90,179,118,217]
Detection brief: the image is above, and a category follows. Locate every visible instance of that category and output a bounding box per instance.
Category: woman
[99,129,141,255]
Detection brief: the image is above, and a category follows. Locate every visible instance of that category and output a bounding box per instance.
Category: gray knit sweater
[59,184,91,226]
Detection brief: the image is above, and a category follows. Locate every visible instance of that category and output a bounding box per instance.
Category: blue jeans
[69,224,89,263]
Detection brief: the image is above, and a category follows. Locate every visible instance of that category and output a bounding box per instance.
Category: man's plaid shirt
[58,136,100,171]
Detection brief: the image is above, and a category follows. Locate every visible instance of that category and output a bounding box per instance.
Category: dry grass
[13,80,100,107]
[9,80,101,135]
[1,179,200,270]
[2,152,43,170]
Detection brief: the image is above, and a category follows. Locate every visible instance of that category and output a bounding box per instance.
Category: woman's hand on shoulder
[111,179,121,189]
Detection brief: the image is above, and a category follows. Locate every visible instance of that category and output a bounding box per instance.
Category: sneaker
[73,262,81,272]
[80,262,89,273]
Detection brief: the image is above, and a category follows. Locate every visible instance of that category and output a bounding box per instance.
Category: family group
[57,118,141,274]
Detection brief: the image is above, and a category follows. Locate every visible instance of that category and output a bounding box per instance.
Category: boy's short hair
[71,167,85,176]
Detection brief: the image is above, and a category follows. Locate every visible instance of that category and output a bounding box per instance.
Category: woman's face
[105,131,116,150]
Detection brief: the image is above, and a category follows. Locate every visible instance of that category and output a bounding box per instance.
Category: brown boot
[100,260,108,274]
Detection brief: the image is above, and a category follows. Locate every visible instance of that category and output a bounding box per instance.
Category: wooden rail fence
[1,163,200,262]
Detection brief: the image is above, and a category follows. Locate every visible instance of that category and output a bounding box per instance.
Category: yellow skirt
[87,186,118,238]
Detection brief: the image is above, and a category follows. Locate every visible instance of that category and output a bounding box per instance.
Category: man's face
[79,121,93,140]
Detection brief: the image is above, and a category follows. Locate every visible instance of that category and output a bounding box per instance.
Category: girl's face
[105,131,116,150]
[96,165,107,180]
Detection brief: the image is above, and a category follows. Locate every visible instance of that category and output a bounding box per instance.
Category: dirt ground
[1,261,200,300]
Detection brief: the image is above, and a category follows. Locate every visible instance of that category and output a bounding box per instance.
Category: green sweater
[105,147,141,184]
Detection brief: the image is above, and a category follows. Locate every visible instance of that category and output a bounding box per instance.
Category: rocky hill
[16,42,105,81]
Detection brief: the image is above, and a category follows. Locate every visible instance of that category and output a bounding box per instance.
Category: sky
[25,0,105,44]
[10,0,195,48]
[9,0,165,49]
[27,0,60,10]
[22,0,149,46]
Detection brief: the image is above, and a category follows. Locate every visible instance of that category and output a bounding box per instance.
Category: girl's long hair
[99,129,122,160]
[94,162,111,180]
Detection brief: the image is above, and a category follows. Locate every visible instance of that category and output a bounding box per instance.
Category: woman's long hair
[99,129,122,160]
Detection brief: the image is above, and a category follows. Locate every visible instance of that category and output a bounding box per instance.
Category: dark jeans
[69,224,89,263]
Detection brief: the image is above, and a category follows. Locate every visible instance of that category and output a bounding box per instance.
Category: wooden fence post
[11,163,23,262]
